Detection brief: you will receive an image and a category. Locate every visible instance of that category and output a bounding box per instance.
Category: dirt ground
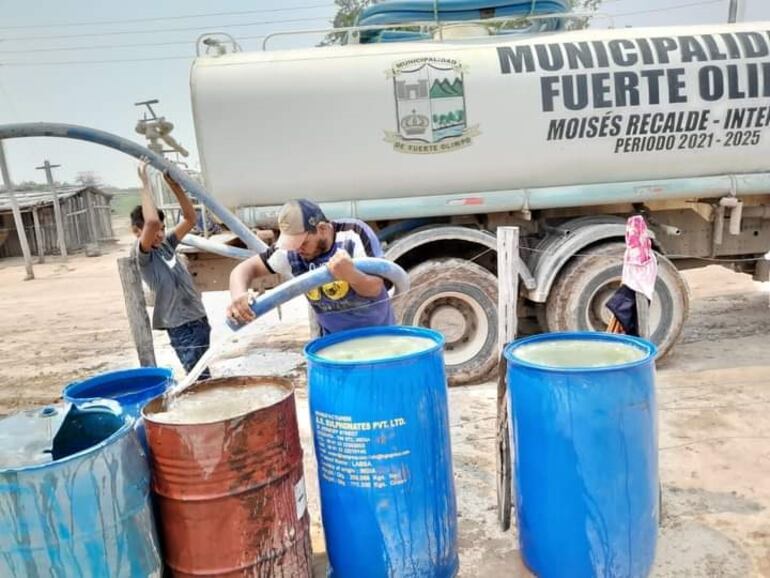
[0,223,768,577]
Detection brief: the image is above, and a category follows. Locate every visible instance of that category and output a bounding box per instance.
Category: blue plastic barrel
[504,332,659,578]
[305,326,458,578]
[63,367,172,450]
[63,367,173,417]
[0,404,162,577]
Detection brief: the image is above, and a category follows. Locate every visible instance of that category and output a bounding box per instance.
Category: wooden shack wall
[0,189,114,258]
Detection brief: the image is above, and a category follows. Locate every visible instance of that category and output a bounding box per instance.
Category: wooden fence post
[636,292,651,340]
[32,208,45,263]
[497,227,520,353]
[0,141,34,280]
[117,257,156,367]
[84,190,101,257]
[495,226,520,531]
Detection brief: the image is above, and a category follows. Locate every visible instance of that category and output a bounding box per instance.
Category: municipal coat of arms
[385,57,480,154]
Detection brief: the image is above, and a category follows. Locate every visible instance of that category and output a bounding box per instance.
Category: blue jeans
[167,317,211,380]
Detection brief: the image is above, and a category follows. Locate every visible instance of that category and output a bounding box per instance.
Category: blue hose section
[0,122,266,253]
[377,218,432,244]
[180,234,256,260]
[226,258,409,331]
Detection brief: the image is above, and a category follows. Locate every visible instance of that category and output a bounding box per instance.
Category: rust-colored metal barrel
[143,376,312,577]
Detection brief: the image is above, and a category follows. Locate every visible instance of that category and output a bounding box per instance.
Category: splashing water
[165,330,243,399]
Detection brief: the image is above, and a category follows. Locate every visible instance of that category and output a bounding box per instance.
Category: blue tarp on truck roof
[357,0,571,42]
[358,0,570,25]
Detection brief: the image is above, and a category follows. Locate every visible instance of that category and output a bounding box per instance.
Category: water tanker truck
[185,8,770,383]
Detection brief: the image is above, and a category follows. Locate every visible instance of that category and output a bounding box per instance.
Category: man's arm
[164,171,198,240]
[333,221,386,297]
[137,165,161,253]
[226,255,272,324]
[328,250,384,298]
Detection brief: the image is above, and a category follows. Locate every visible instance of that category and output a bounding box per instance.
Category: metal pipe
[236,173,770,227]
[225,257,409,331]
[728,0,745,23]
[260,13,589,50]
[729,200,743,236]
[713,204,726,252]
[0,123,266,253]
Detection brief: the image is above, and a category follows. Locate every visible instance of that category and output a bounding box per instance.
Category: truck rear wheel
[394,258,498,385]
[545,242,689,358]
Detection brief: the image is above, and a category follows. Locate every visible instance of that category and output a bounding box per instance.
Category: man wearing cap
[227,199,395,334]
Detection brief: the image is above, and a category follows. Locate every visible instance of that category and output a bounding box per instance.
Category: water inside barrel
[149,382,290,425]
[316,334,436,362]
[513,339,646,368]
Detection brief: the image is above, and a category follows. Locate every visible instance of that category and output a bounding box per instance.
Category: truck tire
[545,242,689,358]
[394,258,498,385]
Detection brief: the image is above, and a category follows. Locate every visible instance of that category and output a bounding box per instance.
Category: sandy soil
[0,225,768,577]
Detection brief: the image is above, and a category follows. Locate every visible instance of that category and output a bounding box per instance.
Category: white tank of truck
[186,20,770,385]
[192,21,770,209]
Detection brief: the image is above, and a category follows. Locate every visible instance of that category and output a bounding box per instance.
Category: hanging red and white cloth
[606,215,658,336]
[622,215,658,301]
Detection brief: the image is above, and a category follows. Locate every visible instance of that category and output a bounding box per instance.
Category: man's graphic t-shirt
[260,219,395,335]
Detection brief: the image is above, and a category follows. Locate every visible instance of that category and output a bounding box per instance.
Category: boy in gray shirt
[132,165,210,378]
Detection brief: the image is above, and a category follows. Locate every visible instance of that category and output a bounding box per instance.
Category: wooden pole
[36,160,67,259]
[495,226,520,531]
[32,207,45,263]
[636,292,651,340]
[83,189,101,257]
[0,141,34,280]
[105,196,115,239]
[117,257,156,367]
[84,189,97,240]
[497,227,520,353]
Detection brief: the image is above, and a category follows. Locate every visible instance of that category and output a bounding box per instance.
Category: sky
[0,0,768,189]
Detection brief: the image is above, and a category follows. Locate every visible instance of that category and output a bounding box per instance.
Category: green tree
[321,0,603,45]
[566,0,604,30]
[321,0,372,46]
[75,171,103,188]
[15,181,48,191]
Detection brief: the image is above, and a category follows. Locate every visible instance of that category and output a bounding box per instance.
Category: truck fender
[385,226,535,289]
[527,221,630,303]
[386,226,496,262]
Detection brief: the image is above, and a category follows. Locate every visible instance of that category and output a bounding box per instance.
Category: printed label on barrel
[295,476,308,520]
[314,411,410,488]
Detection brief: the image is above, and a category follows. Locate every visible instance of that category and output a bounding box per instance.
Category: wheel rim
[414,291,490,366]
[585,276,663,333]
